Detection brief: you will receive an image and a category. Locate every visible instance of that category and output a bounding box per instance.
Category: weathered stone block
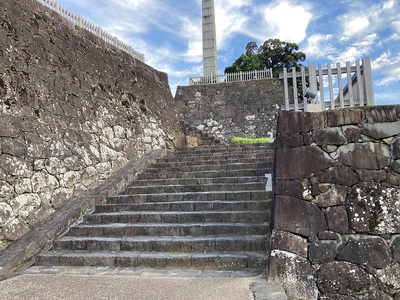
[356,169,387,182]
[274,179,308,199]
[317,261,377,295]
[393,138,400,159]
[0,181,13,200]
[326,206,349,234]
[342,125,361,142]
[313,127,348,146]
[313,184,347,208]
[269,250,318,300]
[361,121,400,139]
[31,172,59,193]
[309,240,338,265]
[392,160,400,174]
[365,105,399,123]
[274,195,327,236]
[275,145,334,179]
[391,237,400,263]
[271,230,308,257]
[337,237,391,269]
[275,133,303,148]
[277,111,326,134]
[0,218,29,241]
[0,155,33,177]
[386,172,400,185]
[1,138,26,157]
[319,165,359,186]
[376,263,400,291]
[318,231,340,240]
[348,183,400,234]
[327,109,365,126]
[337,142,390,170]
[0,203,14,227]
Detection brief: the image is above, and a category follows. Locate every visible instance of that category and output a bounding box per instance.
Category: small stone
[0,203,14,226]
[0,218,30,241]
[309,241,338,265]
[314,185,347,208]
[326,206,349,234]
[271,230,308,257]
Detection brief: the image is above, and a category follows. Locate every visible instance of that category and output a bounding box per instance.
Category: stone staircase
[35,144,274,273]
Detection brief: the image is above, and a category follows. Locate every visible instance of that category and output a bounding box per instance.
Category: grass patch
[230,136,270,144]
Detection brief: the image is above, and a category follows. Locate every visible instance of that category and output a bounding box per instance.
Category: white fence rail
[279,57,374,112]
[189,69,273,85]
[36,0,145,62]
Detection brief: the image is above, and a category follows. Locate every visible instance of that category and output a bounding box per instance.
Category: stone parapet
[269,105,400,299]
[0,0,183,248]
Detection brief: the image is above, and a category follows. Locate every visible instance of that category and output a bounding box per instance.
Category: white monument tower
[202,0,218,76]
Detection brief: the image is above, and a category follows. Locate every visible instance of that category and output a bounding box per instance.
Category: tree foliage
[224,39,306,77]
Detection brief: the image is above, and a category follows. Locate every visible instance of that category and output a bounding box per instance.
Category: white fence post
[283,68,289,111]
[318,65,326,110]
[362,57,375,106]
[356,60,364,106]
[346,61,354,107]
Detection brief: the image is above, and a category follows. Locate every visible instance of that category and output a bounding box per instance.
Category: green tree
[224,39,306,78]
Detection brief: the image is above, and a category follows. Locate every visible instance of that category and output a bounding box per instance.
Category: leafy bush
[230,136,270,144]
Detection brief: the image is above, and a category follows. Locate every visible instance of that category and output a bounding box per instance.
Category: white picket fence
[36,0,145,62]
[279,57,375,111]
[189,69,273,85]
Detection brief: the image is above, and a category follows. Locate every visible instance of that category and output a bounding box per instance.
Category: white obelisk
[202,0,218,76]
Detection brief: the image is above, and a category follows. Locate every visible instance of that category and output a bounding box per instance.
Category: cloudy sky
[53,0,399,105]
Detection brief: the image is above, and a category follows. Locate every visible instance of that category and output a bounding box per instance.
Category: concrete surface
[0,267,287,300]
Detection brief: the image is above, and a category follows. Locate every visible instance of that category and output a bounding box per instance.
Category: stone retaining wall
[175,79,284,142]
[269,105,400,299]
[0,0,183,250]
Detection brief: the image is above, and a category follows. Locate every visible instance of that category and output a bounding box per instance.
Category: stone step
[143,162,272,173]
[35,250,268,270]
[137,168,272,179]
[154,156,274,166]
[52,235,268,252]
[124,182,266,194]
[161,153,273,163]
[128,176,266,187]
[95,200,270,213]
[68,222,269,237]
[106,190,270,204]
[83,210,271,225]
[175,144,274,155]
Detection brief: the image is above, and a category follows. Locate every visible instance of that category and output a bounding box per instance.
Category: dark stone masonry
[175,79,284,142]
[269,106,400,300]
[0,0,183,248]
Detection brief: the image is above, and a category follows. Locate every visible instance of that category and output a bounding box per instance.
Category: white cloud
[260,1,313,43]
[303,34,334,59]
[214,0,253,49]
[373,51,400,86]
[341,17,370,40]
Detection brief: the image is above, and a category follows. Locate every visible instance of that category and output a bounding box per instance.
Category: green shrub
[230,136,270,144]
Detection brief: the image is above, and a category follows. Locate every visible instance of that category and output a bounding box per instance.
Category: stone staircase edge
[0,149,169,276]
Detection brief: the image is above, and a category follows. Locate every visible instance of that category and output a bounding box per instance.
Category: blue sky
[54,0,400,105]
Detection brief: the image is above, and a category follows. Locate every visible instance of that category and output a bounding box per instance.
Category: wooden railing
[279,57,375,111]
[36,0,145,62]
[189,69,273,85]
